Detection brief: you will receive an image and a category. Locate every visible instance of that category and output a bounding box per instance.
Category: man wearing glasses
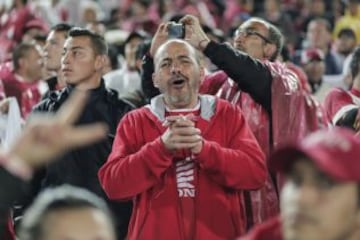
[179,15,326,230]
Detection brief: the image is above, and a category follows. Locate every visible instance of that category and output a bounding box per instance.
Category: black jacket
[14,80,134,240]
[0,167,28,239]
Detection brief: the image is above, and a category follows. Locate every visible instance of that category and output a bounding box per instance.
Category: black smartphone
[168,23,185,39]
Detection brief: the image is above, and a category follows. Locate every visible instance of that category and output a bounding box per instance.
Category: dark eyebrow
[69,46,85,51]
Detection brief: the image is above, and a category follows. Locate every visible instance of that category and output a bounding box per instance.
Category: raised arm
[181,15,273,113]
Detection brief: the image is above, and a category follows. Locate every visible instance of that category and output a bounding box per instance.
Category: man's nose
[170,62,181,74]
[61,52,70,64]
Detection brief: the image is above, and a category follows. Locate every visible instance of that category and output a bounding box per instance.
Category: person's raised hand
[6,91,108,169]
[150,22,171,57]
[180,15,210,51]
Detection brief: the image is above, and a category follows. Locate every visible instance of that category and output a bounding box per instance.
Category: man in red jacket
[99,39,266,240]
[178,14,327,228]
[324,46,360,132]
[240,127,360,240]
[0,42,43,118]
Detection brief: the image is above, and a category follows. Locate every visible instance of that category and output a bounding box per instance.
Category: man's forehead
[239,20,267,31]
[64,36,90,47]
[156,41,193,59]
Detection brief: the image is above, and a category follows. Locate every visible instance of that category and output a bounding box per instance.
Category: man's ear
[18,58,26,70]
[264,43,277,60]
[152,73,159,89]
[94,55,106,71]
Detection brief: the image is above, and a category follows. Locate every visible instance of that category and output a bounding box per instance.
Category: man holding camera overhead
[99,32,267,239]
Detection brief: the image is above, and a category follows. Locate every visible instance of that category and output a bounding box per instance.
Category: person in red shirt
[98,39,266,240]
[239,127,360,240]
[0,42,43,118]
[178,14,327,228]
[324,46,360,132]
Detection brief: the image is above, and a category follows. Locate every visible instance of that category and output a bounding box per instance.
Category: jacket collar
[147,94,216,122]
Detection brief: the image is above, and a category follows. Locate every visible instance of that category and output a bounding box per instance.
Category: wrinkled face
[233,20,273,60]
[307,21,331,49]
[25,46,43,81]
[61,36,102,89]
[302,60,325,84]
[152,40,204,109]
[281,159,360,240]
[42,208,116,240]
[44,30,67,71]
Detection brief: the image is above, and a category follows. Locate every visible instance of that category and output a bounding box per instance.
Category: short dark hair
[68,27,108,55]
[51,23,73,38]
[19,185,114,240]
[350,46,360,79]
[338,28,356,40]
[12,42,37,70]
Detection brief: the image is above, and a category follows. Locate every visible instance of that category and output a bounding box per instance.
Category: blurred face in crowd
[153,40,204,109]
[337,35,357,56]
[41,208,116,240]
[24,45,43,82]
[125,36,143,70]
[307,21,331,50]
[233,20,275,60]
[302,60,325,84]
[61,36,104,89]
[44,30,67,72]
[281,159,360,240]
[307,0,325,16]
[348,1,359,16]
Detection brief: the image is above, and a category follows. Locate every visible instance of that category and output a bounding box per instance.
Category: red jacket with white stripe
[99,95,266,240]
[323,88,360,125]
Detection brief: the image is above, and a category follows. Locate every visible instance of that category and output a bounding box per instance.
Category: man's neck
[74,78,102,91]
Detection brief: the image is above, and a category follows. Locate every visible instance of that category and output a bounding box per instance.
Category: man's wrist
[198,39,210,51]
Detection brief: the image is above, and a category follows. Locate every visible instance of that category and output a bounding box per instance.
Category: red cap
[270,128,360,182]
[24,19,49,33]
[301,48,324,64]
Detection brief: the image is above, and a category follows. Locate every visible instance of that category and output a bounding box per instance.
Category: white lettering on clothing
[176,160,195,198]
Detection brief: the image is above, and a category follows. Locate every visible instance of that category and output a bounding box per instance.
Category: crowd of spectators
[0,0,359,240]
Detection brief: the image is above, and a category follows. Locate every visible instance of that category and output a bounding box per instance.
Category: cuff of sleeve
[0,153,33,181]
[203,41,216,56]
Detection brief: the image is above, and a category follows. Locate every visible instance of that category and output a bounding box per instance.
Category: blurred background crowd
[0,1,360,240]
[0,0,359,116]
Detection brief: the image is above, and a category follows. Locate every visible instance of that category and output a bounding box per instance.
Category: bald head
[154,39,201,68]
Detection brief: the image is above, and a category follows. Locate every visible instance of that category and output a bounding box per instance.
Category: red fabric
[99,96,266,240]
[166,109,200,239]
[203,61,328,228]
[238,216,283,240]
[323,88,358,123]
[0,78,6,101]
[0,5,35,43]
[0,63,41,118]
[286,62,311,94]
[2,216,15,240]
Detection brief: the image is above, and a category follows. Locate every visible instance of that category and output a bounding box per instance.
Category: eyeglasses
[235,29,272,44]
